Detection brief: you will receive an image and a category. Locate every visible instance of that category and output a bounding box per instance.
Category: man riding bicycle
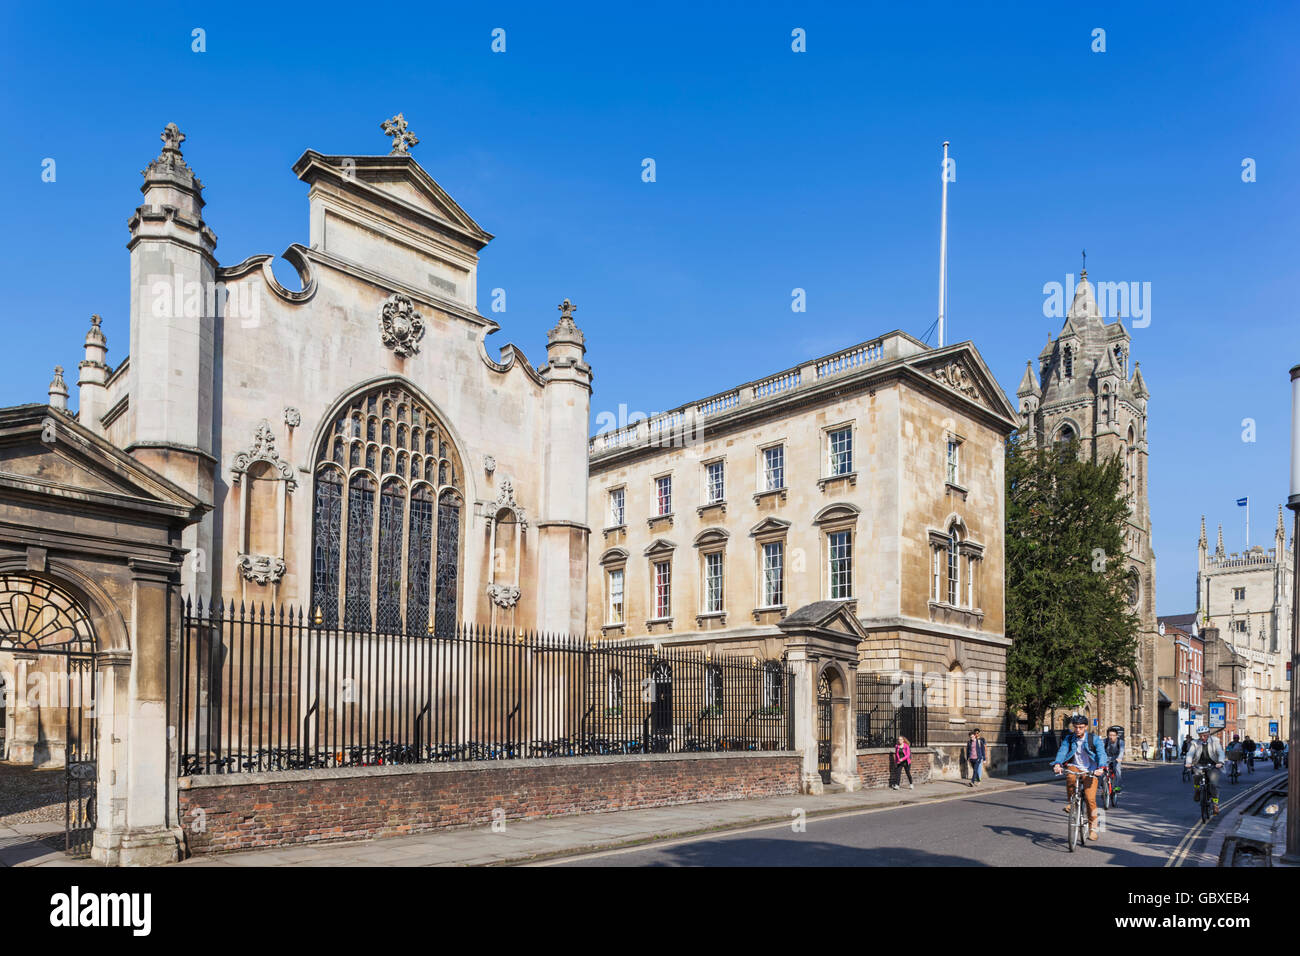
[1103,726,1125,794]
[1053,714,1108,842]
[1242,734,1256,772]
[1184,726,1225,816]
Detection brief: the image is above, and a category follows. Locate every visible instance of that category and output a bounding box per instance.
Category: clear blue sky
[2,2,1296,615]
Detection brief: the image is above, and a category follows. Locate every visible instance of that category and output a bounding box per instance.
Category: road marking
[1165,768,1282,868]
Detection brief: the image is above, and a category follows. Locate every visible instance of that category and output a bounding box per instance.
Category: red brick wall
[178,752,801,855]
[856,748,933,788]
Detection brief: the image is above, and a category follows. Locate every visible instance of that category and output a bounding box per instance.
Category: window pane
[947,532,959,605]
[654,560,671,618]
[706,462,725,503]
[829,428,852,476]
[764,446,785,490]
[656,476,672,515]
[704,551,724,613]
[829,530,852,599]
[609,568,625,624]
[344,474,376,629]
[763,541,784,606]
[610,488,625,526]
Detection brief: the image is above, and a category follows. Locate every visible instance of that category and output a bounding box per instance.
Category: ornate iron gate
[817,673,832,784]
[64,653,97,858]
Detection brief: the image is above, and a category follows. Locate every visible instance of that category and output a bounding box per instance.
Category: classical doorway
[0,574,98,857]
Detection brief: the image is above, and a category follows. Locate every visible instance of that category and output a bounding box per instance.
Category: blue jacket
[966,737,986,762]
[1054,732,1107,770]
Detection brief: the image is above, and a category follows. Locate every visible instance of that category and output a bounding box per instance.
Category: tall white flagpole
[938,141,949,348]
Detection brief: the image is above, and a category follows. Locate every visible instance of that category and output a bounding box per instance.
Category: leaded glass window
[375,479,406,633]
[310,384,463,635]
[311,469,343,628]
[344,473,375,629]
[406,485,434,633]
[434,490,462,638]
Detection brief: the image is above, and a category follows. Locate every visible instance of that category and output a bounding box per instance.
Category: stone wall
[177,751,801,855]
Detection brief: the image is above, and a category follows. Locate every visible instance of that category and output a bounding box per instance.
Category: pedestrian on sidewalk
[1140,737,1149,761]
[891,736,913,790]
[967,729,986,786]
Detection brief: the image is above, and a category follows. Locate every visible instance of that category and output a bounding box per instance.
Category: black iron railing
[176,600,794,775]
[855,673,927,749]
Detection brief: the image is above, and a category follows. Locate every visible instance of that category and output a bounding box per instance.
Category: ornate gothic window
[311,385,463,635]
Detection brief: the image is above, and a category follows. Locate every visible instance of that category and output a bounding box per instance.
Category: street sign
[1185,719,1195,725]
[1208,701,1226,729]
[1270,721,1279,736]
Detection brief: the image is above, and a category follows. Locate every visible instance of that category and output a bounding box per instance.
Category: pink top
[895,742,911,763]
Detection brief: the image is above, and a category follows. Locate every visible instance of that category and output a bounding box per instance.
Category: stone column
[90,651,131,865]
[785,643,822,794]
[113,559,182,865]
[831,658,863,791]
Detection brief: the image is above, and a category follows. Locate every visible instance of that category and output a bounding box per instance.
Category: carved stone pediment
[379,293,426,357]
[932,361,985,404]
[231,420,297,491]
[237,553,286,585]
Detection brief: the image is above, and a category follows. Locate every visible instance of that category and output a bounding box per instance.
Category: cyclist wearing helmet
[1184,726,1225,815]
[1052,714,1107,841]
[1103,726,1125,793]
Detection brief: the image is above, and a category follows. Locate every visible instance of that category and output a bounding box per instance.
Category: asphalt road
[550,761,1289,867]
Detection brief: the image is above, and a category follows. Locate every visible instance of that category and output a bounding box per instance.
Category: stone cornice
[590,341,1016,473]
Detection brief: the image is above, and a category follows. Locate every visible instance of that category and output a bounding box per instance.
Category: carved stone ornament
[237,553,287,586]
[231,419,297,492]
[379,293,426,358]
[284,406,301,428]
[483,455,496,475]
[933,361,981,402]
[493,477,529,530]
[486,583,522,609]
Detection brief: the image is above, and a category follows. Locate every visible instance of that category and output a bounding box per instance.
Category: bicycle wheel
[1068,800,1079,852]
[1109,780,1118,809]
[1200,790,1212,823]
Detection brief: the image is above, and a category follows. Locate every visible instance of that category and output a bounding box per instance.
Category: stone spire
[547,298,584,349]
[1216,524,1225,559]
[1067,269,1100,322]
[77,315,110,436]
[1016,360,1040,398]
[1199,515,1207,549]
[1130,362,1149,399]
[48,366,69,411]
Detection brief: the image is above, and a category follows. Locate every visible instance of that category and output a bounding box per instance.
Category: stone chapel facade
[61,122,592,636]
[1015,270,1159,743]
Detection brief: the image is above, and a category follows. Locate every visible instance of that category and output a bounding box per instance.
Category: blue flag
[1237,497,1248,507]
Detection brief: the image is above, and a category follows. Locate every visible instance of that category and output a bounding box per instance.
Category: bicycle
[1191,765,1218,823]
[1227,758,1240,785]
[1059,765,1102,852]
[1100,760,1119,809]
[1181,762,1192,783]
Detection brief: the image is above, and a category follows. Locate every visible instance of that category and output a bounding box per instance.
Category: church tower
[125,124,218,599]
[1020,267,1158,742]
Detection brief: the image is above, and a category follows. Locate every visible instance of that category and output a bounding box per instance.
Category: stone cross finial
[90,314,102,328]
[557,298,577,322]
[381,114,419,154]
[161,123,186,152]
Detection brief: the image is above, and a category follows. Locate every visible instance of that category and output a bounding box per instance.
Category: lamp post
[1285,364,1300,864]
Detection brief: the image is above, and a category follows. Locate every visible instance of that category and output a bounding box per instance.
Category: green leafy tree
[1004,434,1140,728]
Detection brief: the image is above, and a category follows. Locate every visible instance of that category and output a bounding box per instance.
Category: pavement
[2,758,1221,868]
[0,761,1074,868]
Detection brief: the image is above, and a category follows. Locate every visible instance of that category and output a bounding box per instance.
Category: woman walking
[891,736,914,790]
